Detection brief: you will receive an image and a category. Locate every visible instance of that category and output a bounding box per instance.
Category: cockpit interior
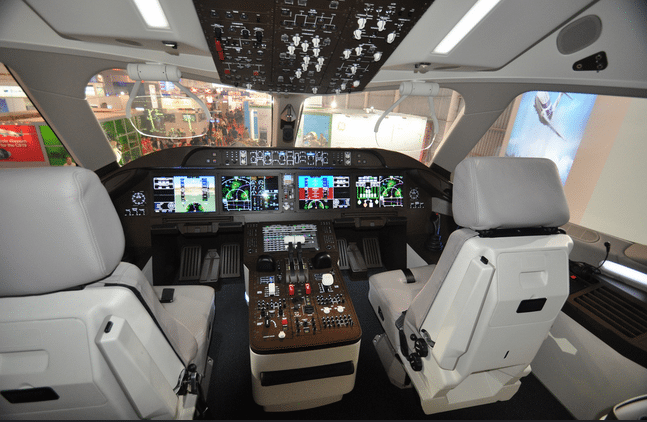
[1,0,647,420]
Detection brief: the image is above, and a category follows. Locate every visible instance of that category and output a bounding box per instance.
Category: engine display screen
[153,175,216,213]
[356,175,404,208]
[298,175,351,210]
[221,175,280,211]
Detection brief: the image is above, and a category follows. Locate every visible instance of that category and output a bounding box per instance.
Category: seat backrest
[0,167,196,419]
[403,157,573,373]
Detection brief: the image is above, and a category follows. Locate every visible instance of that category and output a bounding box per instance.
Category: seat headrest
[452,157,570,231]
[0,167,125,297]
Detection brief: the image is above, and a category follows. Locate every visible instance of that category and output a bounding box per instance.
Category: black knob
[256,254,276,272]
[312,251,332,269]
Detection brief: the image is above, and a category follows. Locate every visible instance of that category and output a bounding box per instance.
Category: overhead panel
[192,0,433,94]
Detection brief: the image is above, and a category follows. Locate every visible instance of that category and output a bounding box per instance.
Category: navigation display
[356,175,404,208]
[153,176,216,213]
[221,175,280,211]
[298,175,351,210]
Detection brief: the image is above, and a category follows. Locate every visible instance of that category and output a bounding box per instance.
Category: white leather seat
[369,157,573,414]
[0,167,214,419]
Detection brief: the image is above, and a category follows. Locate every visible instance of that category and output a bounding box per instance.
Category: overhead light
[432,0,501,54]
[133,0,170,29]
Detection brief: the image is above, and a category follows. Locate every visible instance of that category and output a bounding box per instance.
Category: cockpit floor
[205,270,574,420]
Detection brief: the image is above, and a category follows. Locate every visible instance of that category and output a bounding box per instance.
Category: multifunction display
[221,175,280,211]
[152,176,216,213]
[298,175,351,210]
[356,175,404,208]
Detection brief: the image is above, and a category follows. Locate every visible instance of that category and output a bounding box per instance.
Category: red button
[281,317,288,326]
[305,283,311,295]
[289,284,295,296]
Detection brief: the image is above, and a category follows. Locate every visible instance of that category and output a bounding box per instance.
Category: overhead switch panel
[193,0,434,94]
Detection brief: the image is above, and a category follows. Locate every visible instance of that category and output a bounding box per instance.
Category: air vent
[573,286,647,339]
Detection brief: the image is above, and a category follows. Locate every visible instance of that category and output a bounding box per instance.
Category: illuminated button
[289,284,295,296]
[305,283,311,294]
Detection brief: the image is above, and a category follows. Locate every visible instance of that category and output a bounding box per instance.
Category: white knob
[353,80,360,87]
[318,57,325,65]
[322,273,334,286]
[301,41,309,52]
[245,83,252,89]
[316,64,322,72]
[373,52,382,61]
[336,306,345,313]
[355,46,363,56]
[387,32,396,43]
[295,69,302,78]
[292,35,301,45]
[288,45,296,55]
[340,83,347,90]
[357,17,367,29]
[313,48,320,57]
[312,87,318,94]
[377,20,386,31]
[312,37,320,47]
[303,56,310,64]
[323,307,331,314]
[301,62,308,71]
[350,65,357,75]
[343,49,351,59]
[353,29,362,40]
[278,331,286,339]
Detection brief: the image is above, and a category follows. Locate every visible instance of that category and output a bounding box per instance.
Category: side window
[0,63,77,167]
[469,90,647,246]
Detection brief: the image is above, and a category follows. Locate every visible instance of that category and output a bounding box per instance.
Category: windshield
[295,88,461,166]
[86,70,461,167]
[87,69,273,165]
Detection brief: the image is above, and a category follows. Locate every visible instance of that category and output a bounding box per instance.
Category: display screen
[356,175,404,208]
[153,175,216,213]
[298,175,350,210]
[221,175,280,211]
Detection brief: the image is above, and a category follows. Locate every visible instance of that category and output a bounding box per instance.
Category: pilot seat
[368,157,573,414]
[0,167,215,419]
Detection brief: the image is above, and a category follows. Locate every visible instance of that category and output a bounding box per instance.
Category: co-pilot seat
[0,167,215,420]
[368,157,573,415]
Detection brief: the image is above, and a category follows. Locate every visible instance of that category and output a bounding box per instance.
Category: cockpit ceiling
[19,0,600,92]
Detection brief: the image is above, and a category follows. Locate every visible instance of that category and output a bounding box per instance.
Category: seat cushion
[368,266,435,347]
[154,285,215,373]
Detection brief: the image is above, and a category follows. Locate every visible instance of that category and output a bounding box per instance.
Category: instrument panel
[104,147,452,266]
[123,169,421,218]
